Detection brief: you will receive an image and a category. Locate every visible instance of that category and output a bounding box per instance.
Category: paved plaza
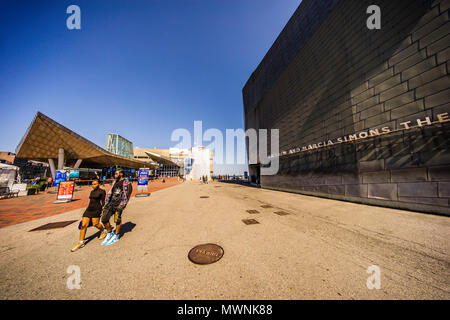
[0,181,449,299]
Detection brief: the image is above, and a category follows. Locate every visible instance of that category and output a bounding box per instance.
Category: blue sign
[139,168,150,178]
[53,171,67,186]
[138,168,150,187]
[69,170,80,179]
[138,178,149,186]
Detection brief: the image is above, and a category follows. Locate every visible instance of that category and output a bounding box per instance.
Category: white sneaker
[101,232,113,246]
[104,233,119,246]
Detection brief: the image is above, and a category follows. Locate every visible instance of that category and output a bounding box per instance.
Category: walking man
[101,169,133,246]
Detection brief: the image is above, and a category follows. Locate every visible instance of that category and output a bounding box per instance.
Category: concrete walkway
[0,181,449,299]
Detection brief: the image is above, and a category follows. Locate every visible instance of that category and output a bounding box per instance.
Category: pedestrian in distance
[46,176,53,191]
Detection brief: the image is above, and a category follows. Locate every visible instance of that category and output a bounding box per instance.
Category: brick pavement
[0,177,182,228]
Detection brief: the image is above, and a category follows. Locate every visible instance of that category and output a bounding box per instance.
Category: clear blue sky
[0,0,301,174]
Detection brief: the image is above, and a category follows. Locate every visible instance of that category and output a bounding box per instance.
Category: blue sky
[0,0,300,174]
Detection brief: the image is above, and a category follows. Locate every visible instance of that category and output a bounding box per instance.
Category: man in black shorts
[101,169,132,246]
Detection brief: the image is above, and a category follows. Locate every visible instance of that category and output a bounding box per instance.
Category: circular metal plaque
[188,243,224,265]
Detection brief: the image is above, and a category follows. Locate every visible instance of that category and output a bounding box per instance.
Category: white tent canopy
[0,163,19,188]
[0,163,19,170]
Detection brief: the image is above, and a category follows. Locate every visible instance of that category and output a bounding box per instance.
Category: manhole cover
[29,220,78,232]
[200,196,209,198]
[246,210,259,214]
[261,204,273,208]
[274,211,289,216]
[188,243,224,265]
[242,219,259,225]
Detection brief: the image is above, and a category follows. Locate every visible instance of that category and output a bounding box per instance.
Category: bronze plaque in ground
[274,211,289,216]
[29,220,78,232]
[261,204,273,208]
[135,193,151,197]
[246,210,259,214]
[242,219,259,225]
[188,243,224,265]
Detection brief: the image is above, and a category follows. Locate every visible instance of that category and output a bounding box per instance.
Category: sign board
[53,171,67,187]
[138,168,150,194]
[138,178,149,186]
[138,168,150,178]
[69,170,80,179]
[57,181,75,201]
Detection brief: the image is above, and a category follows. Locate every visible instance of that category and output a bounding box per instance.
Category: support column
[74,159,82,169]
[48,159,56,178]
[57,148,65,170]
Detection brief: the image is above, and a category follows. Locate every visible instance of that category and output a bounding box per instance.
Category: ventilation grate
[242,219,260,225]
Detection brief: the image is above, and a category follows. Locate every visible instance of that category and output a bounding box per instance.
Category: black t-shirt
[86,188,106,212]
[110,180,124,206]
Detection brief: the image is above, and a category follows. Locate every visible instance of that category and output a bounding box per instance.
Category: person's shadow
[118,221,136,238]
[84,221,136,245]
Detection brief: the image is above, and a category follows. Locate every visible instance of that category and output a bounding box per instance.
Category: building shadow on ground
[218,180,261,188]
